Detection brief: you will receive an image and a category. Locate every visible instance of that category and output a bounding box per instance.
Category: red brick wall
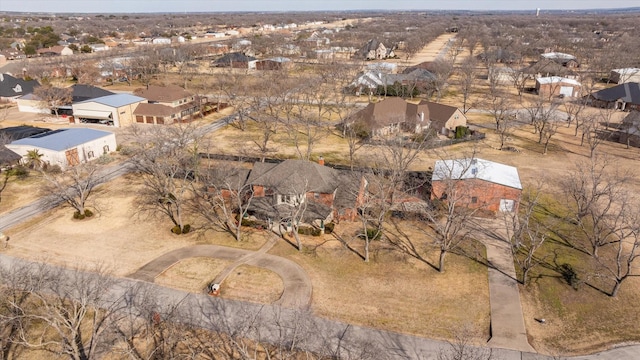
[253,185,265,197]
[306,192,334,207]
[431,178,521,213]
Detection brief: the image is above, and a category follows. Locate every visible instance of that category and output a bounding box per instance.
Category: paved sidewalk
[472,218,536,353]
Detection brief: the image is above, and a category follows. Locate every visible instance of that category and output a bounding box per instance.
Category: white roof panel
[432,158,522,190]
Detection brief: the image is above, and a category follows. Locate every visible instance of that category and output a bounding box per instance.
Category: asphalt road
[2,253,639,359]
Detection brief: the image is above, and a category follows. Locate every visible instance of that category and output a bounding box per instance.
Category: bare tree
[0,261,50,360]
[41,163,100,218]
[562,155,632,258]
[431,57,454,101]
[191,160,254,242]
[505,185,549,285]
[128,124,201,234]
[16,264,124,360]
[427,155,483,272]
[523,97,561,154]
[33,84,72,118]
[581,109,612,158]
[458,57,479,114]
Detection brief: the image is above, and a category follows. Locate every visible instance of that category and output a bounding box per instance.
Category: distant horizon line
[1,6,639,15]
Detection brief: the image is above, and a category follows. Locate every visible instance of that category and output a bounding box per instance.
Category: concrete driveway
[127,243,312,309]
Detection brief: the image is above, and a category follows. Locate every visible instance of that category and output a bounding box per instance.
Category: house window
[87,151,94,159]
[471,168,478,175]
[136,115,144,123]
[146,116,153,124]
[157,117,164,124]
[471,197,478,204]
[103,145,110,154]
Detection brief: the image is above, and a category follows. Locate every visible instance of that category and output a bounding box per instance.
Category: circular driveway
[127,244,312,309]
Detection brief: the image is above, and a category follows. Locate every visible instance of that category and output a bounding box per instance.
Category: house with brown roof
[133,85,206,124]
[348,98,467,137]
[36,45,73,57]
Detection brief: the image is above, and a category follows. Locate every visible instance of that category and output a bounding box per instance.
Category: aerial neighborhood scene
[2,0,640,358]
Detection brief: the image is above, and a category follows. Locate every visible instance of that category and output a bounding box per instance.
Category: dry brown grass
[156,257,231,293]
[222,264,284,304]
[0,174,45,215]
[269,230,490,343]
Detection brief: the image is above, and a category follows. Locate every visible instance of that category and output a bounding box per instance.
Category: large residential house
[36,45,73,56]
[0,73,39,101]
[618,111,640,147]
[212,52,257,69]
[133,85,205,124]
[431,158,522,214]
[610,68,640,84]
[347,68,435,96]
[540,52,579,68]
[243,159,363,224]
[355,39,396,60]
[588,82,640,111]
[347,98,467,137]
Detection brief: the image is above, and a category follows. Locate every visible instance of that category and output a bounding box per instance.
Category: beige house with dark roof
[348,98,467,137]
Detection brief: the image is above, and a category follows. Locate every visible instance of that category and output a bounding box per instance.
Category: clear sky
[0,0,637,13]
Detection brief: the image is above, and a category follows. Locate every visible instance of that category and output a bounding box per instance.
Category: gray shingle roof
[591,82,640,104]
[247,160,339,194]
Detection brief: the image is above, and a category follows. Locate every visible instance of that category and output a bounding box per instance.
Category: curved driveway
[127,244,312,309]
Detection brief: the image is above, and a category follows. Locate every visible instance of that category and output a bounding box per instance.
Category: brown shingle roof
[133,85,192,102]
[133,103,179,117]
[351,97,408,130]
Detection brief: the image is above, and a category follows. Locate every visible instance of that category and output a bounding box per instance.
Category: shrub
[73,211,85,220]
[324,222,335,234]
[7,165,29,179]
[182,224,191,234]
[44,164,62,174]
[171,225,182,234]
[359,227,382,241]
[84,209,94,218]
[298,226,322,236]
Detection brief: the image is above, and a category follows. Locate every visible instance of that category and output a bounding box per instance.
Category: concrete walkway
[127,240,312,309]
[472,218,536,353]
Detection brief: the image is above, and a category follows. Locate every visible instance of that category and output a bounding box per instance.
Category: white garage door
[73,109,113,120]
[560,86,574,97]
[500,199,516,212]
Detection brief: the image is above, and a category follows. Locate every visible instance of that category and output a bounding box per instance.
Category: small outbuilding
[536,76,581,98]
[6,128,117,169]
[431,158,522,214]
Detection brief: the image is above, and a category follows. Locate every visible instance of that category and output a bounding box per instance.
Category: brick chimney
[318,156,325,166]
